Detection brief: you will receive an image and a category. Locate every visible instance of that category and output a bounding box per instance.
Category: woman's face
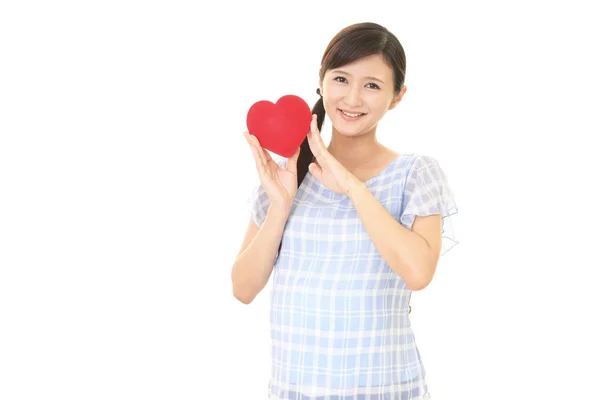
[320,53,406,137]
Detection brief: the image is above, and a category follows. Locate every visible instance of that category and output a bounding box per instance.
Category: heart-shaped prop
[246,94,312,158]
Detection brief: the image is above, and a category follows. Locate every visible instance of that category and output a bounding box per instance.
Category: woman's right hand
[243,132,301,214]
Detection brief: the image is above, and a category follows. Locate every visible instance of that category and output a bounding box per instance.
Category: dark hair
[278,22,407,256]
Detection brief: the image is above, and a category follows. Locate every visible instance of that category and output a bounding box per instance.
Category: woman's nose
[344,86,363,107]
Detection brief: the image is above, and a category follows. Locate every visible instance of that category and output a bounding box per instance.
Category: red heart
[246,95,312,158]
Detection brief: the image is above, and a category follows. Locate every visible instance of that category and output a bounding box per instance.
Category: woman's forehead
[326,55,394,81]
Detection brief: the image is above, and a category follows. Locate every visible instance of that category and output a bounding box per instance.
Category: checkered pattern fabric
[247,153,458,399]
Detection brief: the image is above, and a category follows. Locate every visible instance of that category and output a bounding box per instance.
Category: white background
[1,1,599,399]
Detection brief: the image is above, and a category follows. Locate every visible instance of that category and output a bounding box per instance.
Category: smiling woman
[233,21,459,400]
[321,54,404,135]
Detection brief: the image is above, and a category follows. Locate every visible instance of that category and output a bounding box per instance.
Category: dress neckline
[306,153,403,202]
[308,153,402,185]
[361,153,402,186]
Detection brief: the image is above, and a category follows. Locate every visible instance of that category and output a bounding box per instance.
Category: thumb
[287,146,301,174]
[308,162,322,180]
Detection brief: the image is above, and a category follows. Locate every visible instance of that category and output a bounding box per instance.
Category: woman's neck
[325,127,385,171]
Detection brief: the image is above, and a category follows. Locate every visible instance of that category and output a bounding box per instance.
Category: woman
[232,21,458,400]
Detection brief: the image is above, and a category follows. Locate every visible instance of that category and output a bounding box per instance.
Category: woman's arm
[231,206,289,304]
[347,178,443,291]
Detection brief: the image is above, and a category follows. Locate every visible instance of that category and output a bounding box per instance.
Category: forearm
[347,178,434,290]
[231,206,290,303]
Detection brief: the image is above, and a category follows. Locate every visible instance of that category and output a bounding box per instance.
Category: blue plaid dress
[247,153,458,400]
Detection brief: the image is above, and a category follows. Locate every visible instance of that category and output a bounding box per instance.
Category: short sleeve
[400,155,459,255]
[246,157,287,228]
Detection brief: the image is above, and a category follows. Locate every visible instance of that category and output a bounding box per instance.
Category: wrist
[267,204,291,222]
[346,176,366,200]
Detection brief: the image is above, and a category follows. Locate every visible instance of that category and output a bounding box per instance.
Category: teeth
[342,111,364,117]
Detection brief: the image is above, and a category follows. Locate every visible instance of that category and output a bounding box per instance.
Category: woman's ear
[389,86,407,110]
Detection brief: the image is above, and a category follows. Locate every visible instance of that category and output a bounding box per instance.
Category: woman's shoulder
[389,152,432,173]
[394,152,447,177]
[398,151,438,165]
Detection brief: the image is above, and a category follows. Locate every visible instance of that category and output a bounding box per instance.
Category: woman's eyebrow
[331,70,385,84]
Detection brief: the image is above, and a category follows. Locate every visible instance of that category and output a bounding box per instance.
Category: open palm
[244,132,301,212]
[306,115,353,195]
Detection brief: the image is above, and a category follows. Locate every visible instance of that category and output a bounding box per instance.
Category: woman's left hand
[306,114,358,195]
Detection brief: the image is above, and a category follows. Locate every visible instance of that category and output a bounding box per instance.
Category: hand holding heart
[244,94,357,205]
[243,131,301,213]
[306,114,357,196]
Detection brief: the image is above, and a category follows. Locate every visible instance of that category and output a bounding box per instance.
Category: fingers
[287,146,301,175]
[244,132,281,199]
[254,136,268,167]
[244,131,268,168]
[307,115,326,161]
[306,117,317,156]
[244,132,268,177]
[311,115,328,151]
[308,162,322,180]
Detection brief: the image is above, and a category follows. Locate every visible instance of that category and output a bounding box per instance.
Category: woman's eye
[334,77,379,90]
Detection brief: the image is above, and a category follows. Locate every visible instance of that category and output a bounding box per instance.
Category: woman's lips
[338,109,366,121]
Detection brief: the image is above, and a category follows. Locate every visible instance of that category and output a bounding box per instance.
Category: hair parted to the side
[277,22,407,256]
[296,22,407,188]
